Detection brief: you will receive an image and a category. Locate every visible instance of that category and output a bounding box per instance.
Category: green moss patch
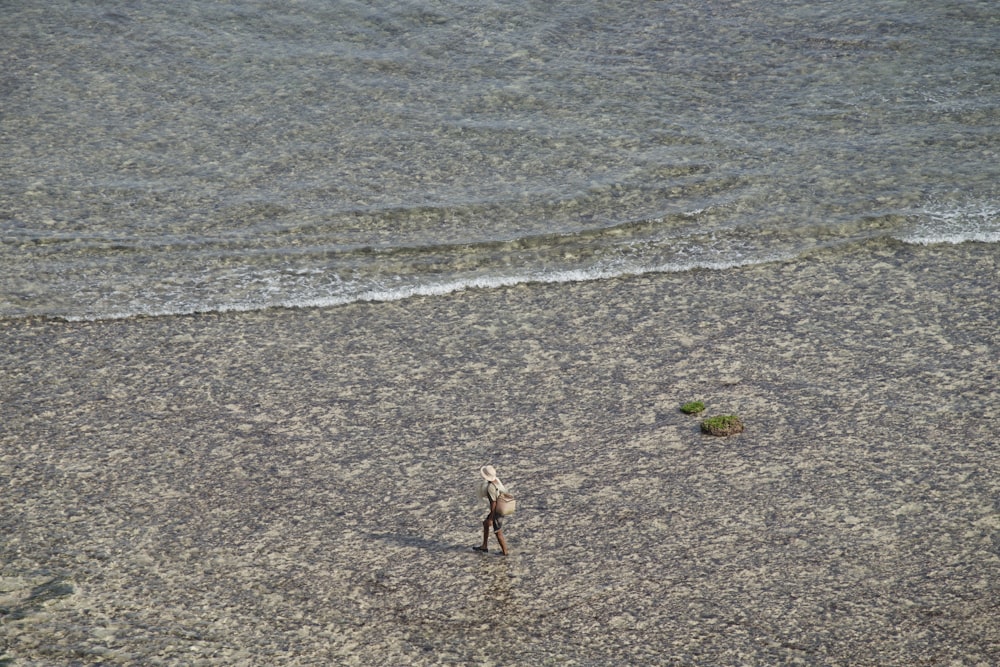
[680,401,706,415]
[700,415,744,436]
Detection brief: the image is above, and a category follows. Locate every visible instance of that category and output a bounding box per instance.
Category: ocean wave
[898,230,1000,245]
[53,252,789,323]
[897,200,1000,246]
[281,253,792,313]
[21,207,997,323]
[900,230,1000,245]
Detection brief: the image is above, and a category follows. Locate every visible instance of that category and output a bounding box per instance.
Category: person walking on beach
[475,465,509,556]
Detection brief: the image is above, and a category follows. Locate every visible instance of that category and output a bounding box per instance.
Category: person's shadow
[362,530,479,554]
[479,553,519,624]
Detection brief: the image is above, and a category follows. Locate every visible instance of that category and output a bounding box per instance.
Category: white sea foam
[55,249,801,322]
[902,230,1000,245]
[898,200,1000,246]
[281,253,790,313]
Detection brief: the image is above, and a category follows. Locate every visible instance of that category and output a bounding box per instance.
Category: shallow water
[2,0,998,320]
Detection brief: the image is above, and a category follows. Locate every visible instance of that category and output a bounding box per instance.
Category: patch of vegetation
[700,415,744,436]
[680,401,706,415]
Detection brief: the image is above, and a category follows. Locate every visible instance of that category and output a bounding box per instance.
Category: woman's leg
[495,528,508,556]
[479,516,491,551]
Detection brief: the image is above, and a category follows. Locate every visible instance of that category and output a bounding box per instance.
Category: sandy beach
[2,238,998,666]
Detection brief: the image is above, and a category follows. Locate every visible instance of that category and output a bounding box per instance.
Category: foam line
[55,254,787,322]
[47,232,999,323]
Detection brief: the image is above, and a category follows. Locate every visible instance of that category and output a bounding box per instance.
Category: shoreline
[2,238,998,665]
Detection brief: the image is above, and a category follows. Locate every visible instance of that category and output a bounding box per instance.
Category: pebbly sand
[2,239,998,666]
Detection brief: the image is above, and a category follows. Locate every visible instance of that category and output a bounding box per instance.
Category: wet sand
[2,239,998,666]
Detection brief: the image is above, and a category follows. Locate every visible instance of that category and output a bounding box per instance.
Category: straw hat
[480,465,498,482]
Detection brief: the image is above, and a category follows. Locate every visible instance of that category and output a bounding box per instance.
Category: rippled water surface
[2,0,997,320]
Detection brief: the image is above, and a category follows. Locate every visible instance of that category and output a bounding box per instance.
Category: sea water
[2,0,997,321]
